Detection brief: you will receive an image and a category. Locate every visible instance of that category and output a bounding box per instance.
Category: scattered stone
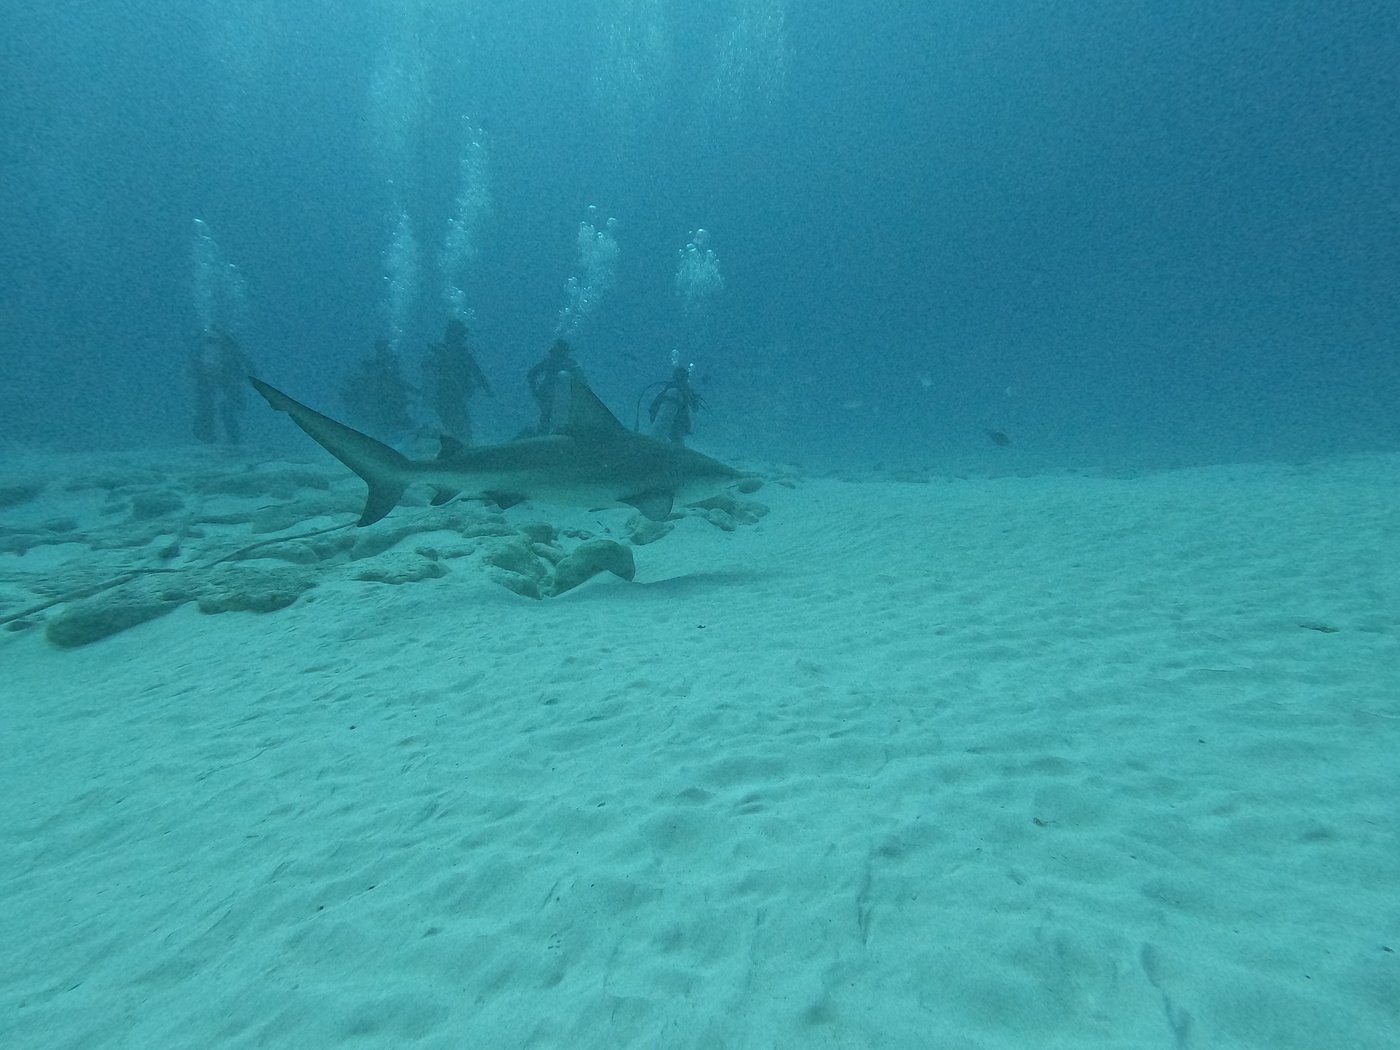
[530,542,565,565]
[491,570,541,600]
[484,538,551,600]
[91,523,179,553]
[735,476,764,494]
[197,467,332,499]
[20,443,756,636]
[422,542,477,561]
[549,539,635,596]
[350,524,417,561]
[246,504,299,533]
[353,553,449,585]
[687,493,769,531]
[485,538,549,579]
[196,568,315,614]
[518,521,558,545]
[46,591,185,648]
[249,489,366,532]
[461,521,518,540]
[246,540,324,565]
[626,515,673,546]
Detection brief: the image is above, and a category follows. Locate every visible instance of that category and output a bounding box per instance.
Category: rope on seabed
[0,522,353,629]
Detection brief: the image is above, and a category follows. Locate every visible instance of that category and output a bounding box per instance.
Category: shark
[250,374,747,526]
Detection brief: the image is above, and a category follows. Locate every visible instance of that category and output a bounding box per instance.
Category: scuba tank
[649,383,686,443]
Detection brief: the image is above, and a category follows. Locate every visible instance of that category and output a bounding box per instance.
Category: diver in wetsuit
[526,338,586,435]
[340,338,415,437]
[424,319,492,443]
[190,326,253,444]
[647,359,706,444]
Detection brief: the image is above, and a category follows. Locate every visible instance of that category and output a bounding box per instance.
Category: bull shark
[250,374,747,526]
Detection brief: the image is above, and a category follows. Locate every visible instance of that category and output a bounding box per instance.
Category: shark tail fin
[250,377,410,527]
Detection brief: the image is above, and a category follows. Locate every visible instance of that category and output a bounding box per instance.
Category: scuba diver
[526,338,587,435]
[190,326,253,445]
[645,354,706,445]
[423,319,492,443]
[339,339,415,438]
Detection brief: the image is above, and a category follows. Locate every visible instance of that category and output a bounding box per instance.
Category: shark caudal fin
[250,377,409,526]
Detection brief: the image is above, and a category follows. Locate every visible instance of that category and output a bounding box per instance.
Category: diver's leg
[221,399,242,444]
[193,382,216,443]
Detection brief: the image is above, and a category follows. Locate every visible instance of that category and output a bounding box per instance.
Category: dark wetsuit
[191,329,252,444]
[527,340,586,434]
[425,328,492,443]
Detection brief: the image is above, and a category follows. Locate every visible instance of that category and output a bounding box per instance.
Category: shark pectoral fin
[361,482,408,526]
[430,488,459,507]
[623,489,675,521]
[482,490,527,510]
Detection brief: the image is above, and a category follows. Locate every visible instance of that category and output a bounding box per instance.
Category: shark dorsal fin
[437,434,468,460]
[563,374,626,435]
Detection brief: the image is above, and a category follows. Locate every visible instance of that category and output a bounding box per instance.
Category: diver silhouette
[190,326,253,444]
[424,319,492,443]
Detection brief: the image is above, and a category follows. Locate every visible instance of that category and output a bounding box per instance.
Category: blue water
[3,1,1397,468]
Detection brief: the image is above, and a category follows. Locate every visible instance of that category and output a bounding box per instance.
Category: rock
[518,521,558,545]
[420,542,476,562]
[197,467,332,499]
[530,542,565,565]
[46,592,184,648]
[196,568,315,614]
[484,538,551,600]
[687,493,769,531]
[248,501,353,534]
[735,475,764,494]
[461,522,518,540]
[626,515,673,546]
[548,539,635,596]
[485,538,549,579]
[353,554,449,585]
[491,570,542,600]
[246,540,324,565]
[350,525,416,561]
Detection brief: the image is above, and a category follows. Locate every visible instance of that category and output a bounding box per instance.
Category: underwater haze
[3,0,1398,469]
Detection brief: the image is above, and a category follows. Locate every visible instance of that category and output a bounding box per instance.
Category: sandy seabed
[2,448,1398,1049]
